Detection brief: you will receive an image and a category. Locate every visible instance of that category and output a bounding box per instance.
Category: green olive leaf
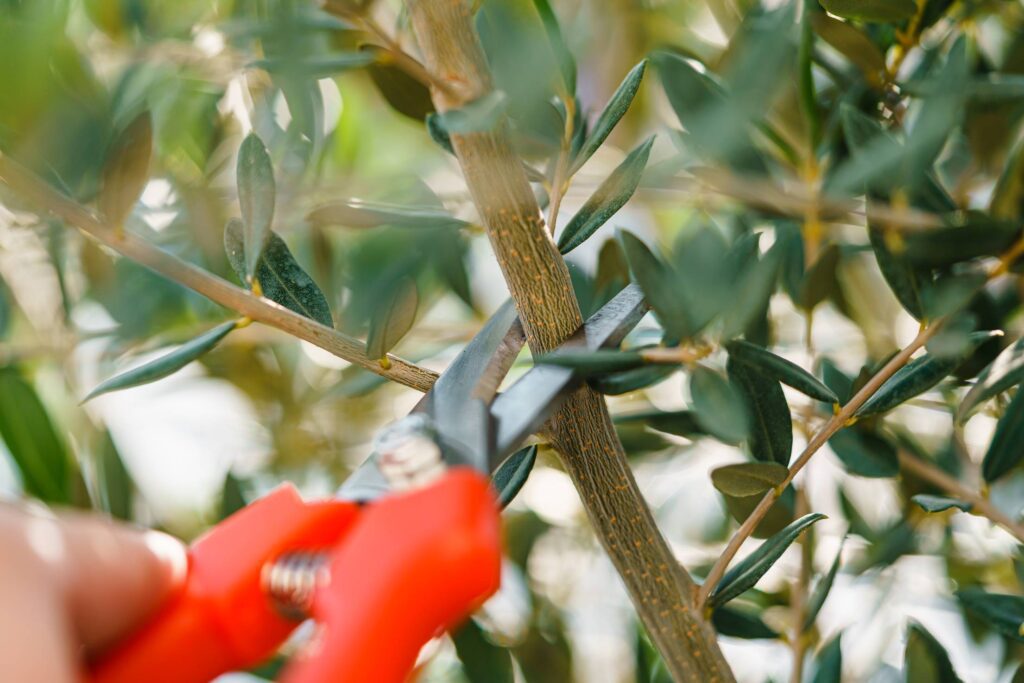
[904,622,964,683]
[690,366,749,445]
[220,471,249,520]
[96,431,135,521]
[727,356,793,465]
[956,587,1024,642]
[726,340,839,405]
[452,618,514,683]
[803,537,845,631]
[98,110,152,228]
[911,494,972,513]
[537,349,646,375]
[811,14,886,86]
[83,320,238,402]
[613,409,704,438]
[307,199,467,230]
[531,0,576,94]
[558,136,654,254]
[236,133,276,283]
[711,605,779,640]
[711,462,788,498]
[569,60,647,175]
[809,634,843,683]
[366,277,419,359]
[589,364,676,396]
[224,219,333,327]
[957,338,1024,424]
[708,512,826,608]
[250,52,376,78]
[492,444,537,509]
[0,367,72,504]
[617,229,692,343]
[828,428,899,478]
[981,389,1024,483]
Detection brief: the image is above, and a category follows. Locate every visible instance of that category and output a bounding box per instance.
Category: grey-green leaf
[538,349,646,375]
[711,462,788,497]
[558,136,654,254]
[366,277,419,359]
[237,133,276,283]
[96,431,134,521]
[569,60,647,175]
[452,619,514,683]
[493,445,537,508]
[828,428,899,478]
[904,622,964,683]
[614,409,704,438]
[0,367,72,504]
[727,340,839,405]
[99,111,152,228]
[84,321,238,401]
[956,587,1024,642]
[820,0,917,22]
[617,229,690,342]
[435,91,509,134]
[957,338,1024,423]
[307,199,466,230]
[809,635,843,683]
[690,366,749,444]
[225,220,334,327]
[250,52,376,77]
[711,605,779,639]
[804,538,845,630]
[981,389,1024,483]
[868,227,927,321]
[728,356,793,465]
[708,512,826,608]
[912,494,972,513]
[220,471,248,520]
[590,365,677,395]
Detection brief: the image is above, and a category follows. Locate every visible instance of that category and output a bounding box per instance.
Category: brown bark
[406,2,733,679]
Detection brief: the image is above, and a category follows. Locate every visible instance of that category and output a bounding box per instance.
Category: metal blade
[490,284,647,463]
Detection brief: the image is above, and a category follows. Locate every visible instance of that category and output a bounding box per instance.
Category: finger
[51,512,187,654]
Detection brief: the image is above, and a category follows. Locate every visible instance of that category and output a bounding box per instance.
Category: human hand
[0,503,186,682]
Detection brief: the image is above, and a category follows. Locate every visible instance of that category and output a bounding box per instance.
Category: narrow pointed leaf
[720,244,782,340]
[617,229,690,342]
[711,605,779,639]
[84,321,238,401]
[614,409,704,438]
[590,365,676,395]
[237,133,276,283]
[538,349,645,374]
[981,390,1024,482]
[558,136,654,254]
[809,635,843,683]
[868,227,928,321]
[956,588,1024,642]
[250,52,376,77]
[366,278,419,359]
[569,60,646,174]
[912,494,972,513]
[0,368,71,504]
[531,0,576,94]
[821,0,916,22]
[690,366,749,444]
[727,340,839,405]
[225,220,333,327]
[98,111,152,228]
[728,356,792,465]
[220,471,248,520]
[435,91,509,134]
[493,445,537,508]
[804,538,845,630]
[811,14,886,86]
[828,428,898,478]
[904,622,963,683]
[307,199,466,230]
[709,512,826,608]
[96,431,134,521]
[958,338,1024,423]
[452,619,514,683]
[711,462,788,497]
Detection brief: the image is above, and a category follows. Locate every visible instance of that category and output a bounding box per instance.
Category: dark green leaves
[538,349,645,375]
[236,133,276,284]
[0,367,71,503]
[857,342,984,417]
[589,365,676,395]
[435,91,509,134]
[727,356,793,465]
[804,539,844,630]
[366,277,418,359]
[493,445,537,508]
[828,428,899,478]
[957,338,1024,423]
[912,494,972,513]
[809,634,843,683]
[957,587,1024,642]
[614,410,703,438]
[904,622,963,683]
[708,512,826,608]
[558,136,654,254]
[868,227,928,321]
[452,619,514,683]
[821,0,917,23]
[84,320,238,401]
[99,110,152,228]
[711,605,779,639]
[690,366,749,444]
[569,60,646,175]
[981,390,1024,483]
[95,431,134,520]
[224,220,333,327]
[617,229,689,342]
[726,340,839,405]
[711,462,788,497]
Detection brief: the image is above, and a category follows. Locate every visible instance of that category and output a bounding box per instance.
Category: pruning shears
[89,284,646,683]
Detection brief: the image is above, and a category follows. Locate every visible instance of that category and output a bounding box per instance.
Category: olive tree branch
[0,152,439,393]
[897,449,1024,543]
[405,2,734,680]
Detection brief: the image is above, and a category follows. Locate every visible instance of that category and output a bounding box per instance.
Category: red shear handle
[282,468,502,683]
[90,485,358,683]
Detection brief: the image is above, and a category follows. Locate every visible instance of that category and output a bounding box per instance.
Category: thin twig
[789,488,812,683]
[545,96,575,235]
[0,152,439,393]
[898,450,1024,543]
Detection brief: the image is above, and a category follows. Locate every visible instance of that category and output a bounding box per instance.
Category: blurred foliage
[4,0,1024,680]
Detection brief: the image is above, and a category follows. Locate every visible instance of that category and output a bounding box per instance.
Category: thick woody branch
[405,2,733,680]
[0,152,438,393]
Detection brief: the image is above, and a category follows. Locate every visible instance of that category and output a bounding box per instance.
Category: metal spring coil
[261,551,329,620]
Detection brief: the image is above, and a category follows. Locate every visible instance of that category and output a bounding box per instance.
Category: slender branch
[546,96,575,235]
[898,450,1024,543]
[0,152,439,393]
[697,322,942,608]
[789,489,812,683]
[405,2,734,680]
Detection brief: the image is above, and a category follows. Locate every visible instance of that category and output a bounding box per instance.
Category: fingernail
[143,530,188,584]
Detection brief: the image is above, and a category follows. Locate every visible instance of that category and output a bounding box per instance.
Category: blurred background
[2,0,1024,681]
